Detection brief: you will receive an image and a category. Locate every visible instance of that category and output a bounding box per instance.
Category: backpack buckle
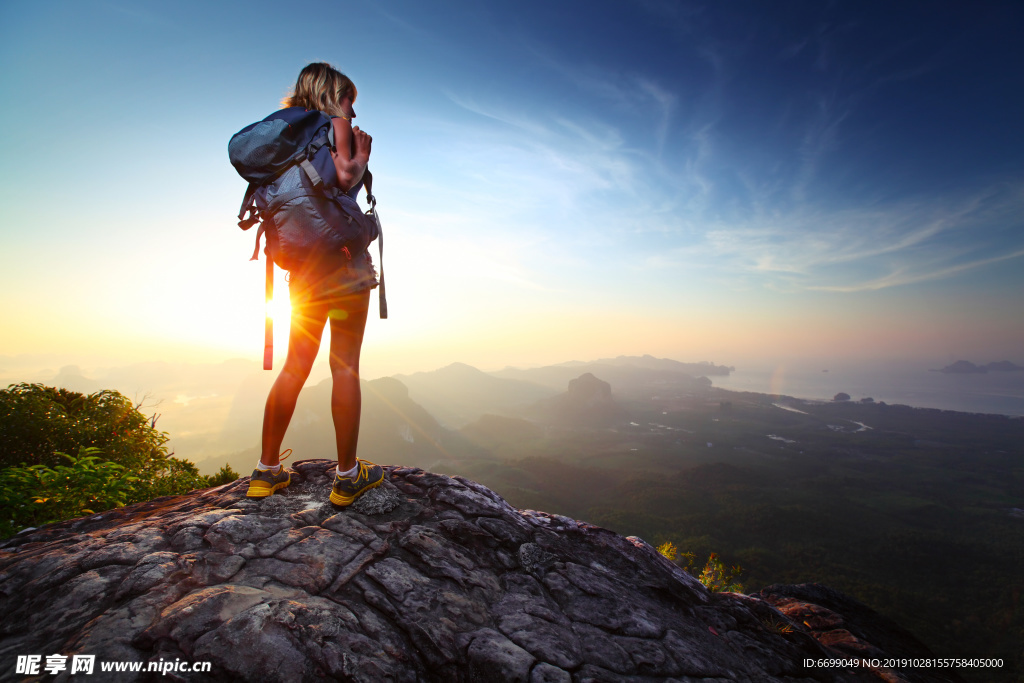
[239,211,260,230]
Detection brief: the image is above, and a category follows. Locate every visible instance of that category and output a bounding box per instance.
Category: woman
[245,63,384,506]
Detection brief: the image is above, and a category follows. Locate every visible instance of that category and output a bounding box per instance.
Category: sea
[708,361,1024,417]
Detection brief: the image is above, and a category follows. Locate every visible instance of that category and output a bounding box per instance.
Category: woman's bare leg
[326,290,371,472]
[260,305,329,467]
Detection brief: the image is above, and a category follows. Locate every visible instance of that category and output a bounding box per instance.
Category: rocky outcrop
[537,373,628,428]
[938,361,986,374]
[756,584,960,683]
[0,462,961,682]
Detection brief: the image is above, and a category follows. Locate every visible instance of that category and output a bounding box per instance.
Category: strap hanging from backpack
[249,222,266,262]
[362,170,387,319]
[264,245,274,370]
[238,183,260,230]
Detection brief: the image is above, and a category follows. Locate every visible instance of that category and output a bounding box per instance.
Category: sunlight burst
[265,283,292,323]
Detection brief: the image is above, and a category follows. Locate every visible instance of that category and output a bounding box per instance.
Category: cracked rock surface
[0,460,961,682]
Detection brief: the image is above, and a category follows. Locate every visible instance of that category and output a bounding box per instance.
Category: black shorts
[287,251,378,316]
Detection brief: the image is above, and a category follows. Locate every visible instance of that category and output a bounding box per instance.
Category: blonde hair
[281,62,357,118]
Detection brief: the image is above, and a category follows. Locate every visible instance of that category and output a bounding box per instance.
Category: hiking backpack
[228,107,387,368]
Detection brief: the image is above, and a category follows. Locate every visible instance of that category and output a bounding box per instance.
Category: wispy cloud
[370,5,440,43]
[638,79,677,154]
[518,44,683,157]
[793,91,850,203]
[810,247,1024,292]
[440,91,646,206]
[442,91,553,138]
[417,22,1024,300]
[652,181,1024,292]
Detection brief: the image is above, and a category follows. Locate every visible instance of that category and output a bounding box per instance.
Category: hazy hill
[31,355,728,467]
[52,359,258,398]
[986,360,1024,372]
[392,362,556,428]
[937,360,1024,373]
[938,360,987,374]
[491,358,714,400]
[459,414,546,460]
[530,372,629,428]
[50,365,104,394]
[558,354,734,375]
[983,360,1024,370]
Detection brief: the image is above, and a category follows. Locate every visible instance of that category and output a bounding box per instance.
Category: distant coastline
[709,363,1024,418]
[932,360,1024,374]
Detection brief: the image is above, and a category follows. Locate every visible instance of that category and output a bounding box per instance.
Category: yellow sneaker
[246,449,292,498]
[329,459,384,506]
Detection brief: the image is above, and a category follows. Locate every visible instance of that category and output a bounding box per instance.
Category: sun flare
[266,285,292,323]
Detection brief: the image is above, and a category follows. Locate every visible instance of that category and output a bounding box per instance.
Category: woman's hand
[331,117,370,192]
[352,125,372,162]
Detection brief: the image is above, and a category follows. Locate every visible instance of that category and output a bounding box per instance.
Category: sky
[2,0,1023,381]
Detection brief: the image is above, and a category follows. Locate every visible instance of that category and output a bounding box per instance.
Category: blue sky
[1,0,1022,378]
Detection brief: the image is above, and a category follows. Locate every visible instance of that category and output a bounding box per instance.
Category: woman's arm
[331,117,371,192]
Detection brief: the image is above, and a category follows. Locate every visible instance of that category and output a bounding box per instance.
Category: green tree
[0,383,168,470]
[206,464,241,487]
[0,384,239,538]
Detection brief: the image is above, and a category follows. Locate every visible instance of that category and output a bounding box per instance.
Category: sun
[266,282,292,323]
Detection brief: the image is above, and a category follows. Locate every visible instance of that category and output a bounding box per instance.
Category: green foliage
[698,552,744,593]
[0,383,241,538]
[658,541,743,592]
[656,540,677,560]
[0,383,169,470]
[207,464,241,487]
[136,456,209,501]
[674,549,698,573]
[0,447,138,538]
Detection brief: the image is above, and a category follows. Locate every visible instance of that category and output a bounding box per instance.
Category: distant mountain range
[197,354,719,473]
[547,354,734,375]
[935,360,1024,374]
[490,357,717,402]
[392,362,557,428]
[39,354,727,474]
[393,355,724,428]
